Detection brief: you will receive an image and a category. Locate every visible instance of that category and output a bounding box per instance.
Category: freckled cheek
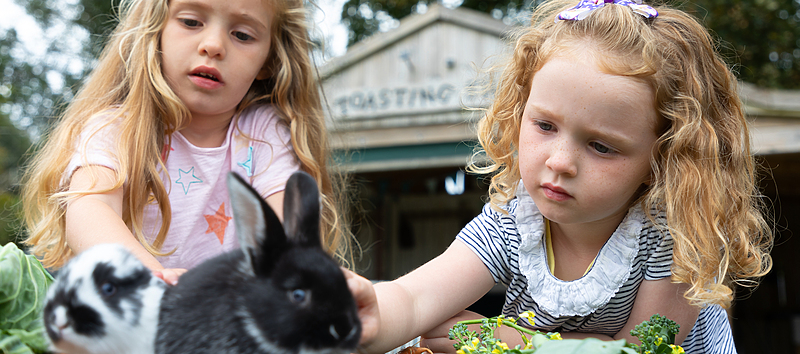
[591,162,637,189]
[519,143,546,170]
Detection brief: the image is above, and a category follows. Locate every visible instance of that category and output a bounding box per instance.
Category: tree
[340,0,800,89]
[0,66,31,246]
[1,0,117,139]
[684,0,800,89]
[0,0,116,246]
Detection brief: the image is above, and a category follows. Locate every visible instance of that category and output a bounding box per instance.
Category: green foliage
[340,0,534,46]
[629,314,682,354]
[1,0,120,137]
[447,313,684,354]
[680,0,800,89]
[0,193,23,248]
[0,242,54,354]
[448,312,561,353]
[0,98,30,248]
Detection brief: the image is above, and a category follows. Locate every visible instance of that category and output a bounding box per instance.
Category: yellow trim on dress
[544,219,596,277]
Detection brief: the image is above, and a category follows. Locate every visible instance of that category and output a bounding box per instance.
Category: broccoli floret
[629,314,683,354]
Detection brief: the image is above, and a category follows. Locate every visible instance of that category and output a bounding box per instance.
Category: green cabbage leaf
[0,242,54,354]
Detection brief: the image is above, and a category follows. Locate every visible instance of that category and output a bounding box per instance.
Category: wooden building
[320,5,800,353]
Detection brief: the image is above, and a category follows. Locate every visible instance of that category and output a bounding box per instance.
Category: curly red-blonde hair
[469,0,773,308]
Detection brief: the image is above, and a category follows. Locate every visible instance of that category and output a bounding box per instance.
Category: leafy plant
[448,312,684,354]
[629,314,683,354]
[0,242,54,354]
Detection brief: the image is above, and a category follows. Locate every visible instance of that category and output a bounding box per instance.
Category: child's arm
[350,240,496,354]
[65,165,185,284]
[613,278,699,344]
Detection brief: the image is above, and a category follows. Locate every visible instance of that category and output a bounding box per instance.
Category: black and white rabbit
[43,243,166,354]
[155,171,361,353]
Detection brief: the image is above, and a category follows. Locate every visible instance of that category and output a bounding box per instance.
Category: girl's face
[518,54,658,228]
[160,0,273,122]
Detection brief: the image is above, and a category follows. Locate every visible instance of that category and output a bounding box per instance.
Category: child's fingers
[419,336,455,354]
[154,268,187,285]
[341,268,380,346]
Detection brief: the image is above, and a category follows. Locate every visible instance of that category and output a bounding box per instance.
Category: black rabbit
[155,171,361,353]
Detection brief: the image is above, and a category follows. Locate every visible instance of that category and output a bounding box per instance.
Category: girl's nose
[199,30,226,59]
[545,141,578,177]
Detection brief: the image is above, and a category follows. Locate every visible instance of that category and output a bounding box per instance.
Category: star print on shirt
[237,146,254,177]
[204,203,232,244]
[161,144,174,162]
[175,167,203,194]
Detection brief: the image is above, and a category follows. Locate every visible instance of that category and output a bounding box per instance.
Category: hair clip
[557,0,658,21]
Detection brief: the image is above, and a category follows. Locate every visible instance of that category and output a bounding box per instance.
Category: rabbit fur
[43,243,166,354]
[154,171,361,354]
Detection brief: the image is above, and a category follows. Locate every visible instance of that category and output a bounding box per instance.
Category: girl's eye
[233,32,253,41]
[180,18,200,27]
[591,142,612,154]
[534,121,554,132]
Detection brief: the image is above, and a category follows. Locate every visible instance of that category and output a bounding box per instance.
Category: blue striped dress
[456,185,736,353]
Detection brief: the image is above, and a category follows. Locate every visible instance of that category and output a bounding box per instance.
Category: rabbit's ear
[227,172,286,275]
[282,171,321,248]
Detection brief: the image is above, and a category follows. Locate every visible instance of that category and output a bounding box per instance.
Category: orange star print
[204,203,232,244]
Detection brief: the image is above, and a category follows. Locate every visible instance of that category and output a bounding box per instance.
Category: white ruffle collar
[515,184,645,317]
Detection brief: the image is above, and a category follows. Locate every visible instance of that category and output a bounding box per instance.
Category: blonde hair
[470,0,773,308]
[22,0,355,269]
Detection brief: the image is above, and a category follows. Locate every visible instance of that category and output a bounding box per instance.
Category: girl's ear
[256,55,275,80]
[256,66,271,81]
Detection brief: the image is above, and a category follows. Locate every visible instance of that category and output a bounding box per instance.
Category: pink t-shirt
[65,104,299,269]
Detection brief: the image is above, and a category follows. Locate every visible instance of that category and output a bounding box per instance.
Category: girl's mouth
[541,183,572,201]
[189,66,223,84]
[189,66,224,89]
[192,72,219,82]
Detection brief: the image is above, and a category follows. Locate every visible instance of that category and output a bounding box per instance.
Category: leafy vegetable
[0,242,54,354]
[448,312,683,354]
[629,314,683,354]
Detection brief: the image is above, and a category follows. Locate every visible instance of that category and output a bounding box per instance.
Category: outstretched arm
[349,240,496,354]
[65,165,185,284]
[614,278,699,344]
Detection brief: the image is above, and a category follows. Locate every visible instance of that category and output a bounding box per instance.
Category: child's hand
[153,268,187,285]
[342,268,380,348]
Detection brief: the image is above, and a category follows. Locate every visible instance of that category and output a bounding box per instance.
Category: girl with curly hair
[346,1,773,353]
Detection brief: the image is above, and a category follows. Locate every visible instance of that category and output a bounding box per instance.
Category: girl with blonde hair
[22,0,353,284]
[346,0,773,352]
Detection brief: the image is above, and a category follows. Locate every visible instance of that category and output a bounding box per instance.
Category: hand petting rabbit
[43,171,362,354]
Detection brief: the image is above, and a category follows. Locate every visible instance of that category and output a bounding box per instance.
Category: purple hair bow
[557,0,658,21]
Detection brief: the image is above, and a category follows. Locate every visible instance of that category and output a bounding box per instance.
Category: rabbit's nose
[52,306,71,330]
[344,326,359,342]
[329,323,360,344]
[329,324,340,340]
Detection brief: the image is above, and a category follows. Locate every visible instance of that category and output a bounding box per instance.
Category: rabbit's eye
[288,289,309,305]
[101,282,117,297]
